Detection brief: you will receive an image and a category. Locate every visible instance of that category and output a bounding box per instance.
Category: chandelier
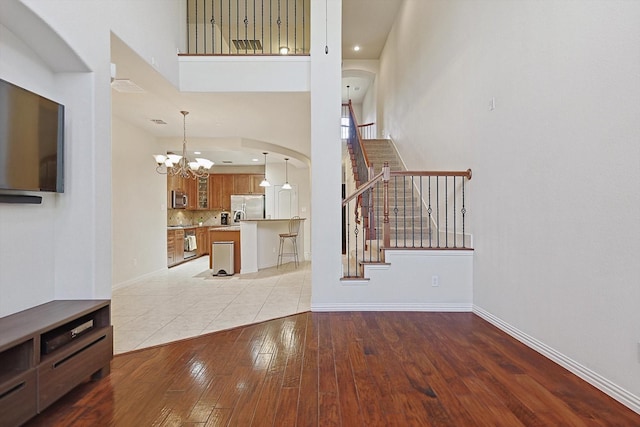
[152,111,213,179]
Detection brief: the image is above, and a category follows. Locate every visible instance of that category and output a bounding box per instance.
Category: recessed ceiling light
[252,158,259,162]
[194,151,201,155]
[353,45,360,52]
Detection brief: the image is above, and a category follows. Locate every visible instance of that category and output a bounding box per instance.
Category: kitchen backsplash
[167,209,228,227]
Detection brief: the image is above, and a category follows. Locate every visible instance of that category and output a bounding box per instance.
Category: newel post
[382,162,390,250]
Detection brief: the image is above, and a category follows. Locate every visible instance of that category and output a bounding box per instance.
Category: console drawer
[38,327,113,411]
[0,369,37,427]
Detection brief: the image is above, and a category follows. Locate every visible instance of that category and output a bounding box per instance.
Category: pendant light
[259,152,271,187]
[282,158,292,190]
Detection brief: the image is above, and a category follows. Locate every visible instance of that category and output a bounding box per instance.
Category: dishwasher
[183,229,197,260]
[212,241,234,276]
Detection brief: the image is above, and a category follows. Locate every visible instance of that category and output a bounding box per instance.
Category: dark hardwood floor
[24,312,640,426]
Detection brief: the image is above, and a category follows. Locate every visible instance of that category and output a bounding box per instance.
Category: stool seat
[277,217,301,268]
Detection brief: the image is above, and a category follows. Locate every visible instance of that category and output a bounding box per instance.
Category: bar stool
[277,216,301,268]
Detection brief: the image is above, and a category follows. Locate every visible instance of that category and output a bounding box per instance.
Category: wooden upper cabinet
[251,174,265,194]
[209,174,233,211]
[233,174,265,194]
[167,174,180,207]
[197,176,209,210]
[233,174,252,194]
[187,178,197,210]
[221,175,234,210]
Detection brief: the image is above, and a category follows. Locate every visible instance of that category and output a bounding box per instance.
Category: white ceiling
[342,0,402,61]
[111,0,402,166]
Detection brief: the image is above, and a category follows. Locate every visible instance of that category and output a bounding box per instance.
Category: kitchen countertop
[208,226,240,231]
[167,225,221,229]
[239,218,306,222]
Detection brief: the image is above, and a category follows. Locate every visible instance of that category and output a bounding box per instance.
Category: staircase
[363,139,434,248]
[341,102,472,279]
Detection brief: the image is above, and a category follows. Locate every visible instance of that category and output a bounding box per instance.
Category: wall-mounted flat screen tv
[0,78,64,193]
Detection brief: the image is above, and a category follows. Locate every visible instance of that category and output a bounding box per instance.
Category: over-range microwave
[171,190,187,209]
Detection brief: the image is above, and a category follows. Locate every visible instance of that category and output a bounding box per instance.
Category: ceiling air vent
[232,39,262,51]
[150,119,167,125]
[222,160,233,164]
[111,79,145,93]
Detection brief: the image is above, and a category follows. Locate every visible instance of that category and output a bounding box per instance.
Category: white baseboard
[112,267,167,290]
[311,302,472,312]
[473,305,640,415]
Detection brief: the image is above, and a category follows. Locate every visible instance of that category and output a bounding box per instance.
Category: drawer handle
[0,381,25,401]
[53,334,107,369]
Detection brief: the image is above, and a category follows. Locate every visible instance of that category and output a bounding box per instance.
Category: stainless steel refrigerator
[231,194,265,222]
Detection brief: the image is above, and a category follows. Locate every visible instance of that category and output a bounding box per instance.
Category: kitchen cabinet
[196,176,209,209]
[209,174,234,211]
[233,174,265,195]
[175,229,184,263]
[250,174,265,194]
[167,230,175,265]
[186,178,197,210]
[196,227,208,256]
[167,229,185,267]
[233,174,251,194]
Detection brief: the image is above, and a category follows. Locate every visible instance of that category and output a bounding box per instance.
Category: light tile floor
[112,256,311,354]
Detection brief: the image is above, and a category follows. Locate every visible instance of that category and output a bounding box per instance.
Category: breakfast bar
[239,218,305,273]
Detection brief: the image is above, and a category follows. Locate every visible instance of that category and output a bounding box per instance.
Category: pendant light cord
[325,0,328,54]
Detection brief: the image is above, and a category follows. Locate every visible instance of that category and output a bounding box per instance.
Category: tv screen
[0,78,64,193]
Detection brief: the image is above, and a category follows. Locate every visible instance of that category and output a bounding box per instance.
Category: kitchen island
[239,218,305,273]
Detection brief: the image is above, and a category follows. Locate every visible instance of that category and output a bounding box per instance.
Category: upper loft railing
[186,0,310,55]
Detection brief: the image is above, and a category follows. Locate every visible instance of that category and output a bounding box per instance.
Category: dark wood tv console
[0,300,113,426]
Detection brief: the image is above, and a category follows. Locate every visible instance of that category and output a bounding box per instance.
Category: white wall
[112,117,167,286]
[263,162,311,258]
[0,23,60,315]
[342,59,379,134]
[379,0,640,409]
[0,0,184,316]
[179,56,311,92]
[310,0,344,305]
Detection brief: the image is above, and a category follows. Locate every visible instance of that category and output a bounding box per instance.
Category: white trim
[473,305,640,415]
[339,279,370,286]
[179,55,311,64]
[312,303,472,312]
[384,249,474,257]
[112,267,167,290]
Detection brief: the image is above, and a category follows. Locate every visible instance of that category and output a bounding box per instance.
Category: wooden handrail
[357,122,374,128]
[343,168,472,207]
[342,170,385,206]
[347,101,371,169]
[390,169,472,180]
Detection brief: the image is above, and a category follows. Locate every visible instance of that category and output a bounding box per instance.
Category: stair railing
[342,164,472,279]
[357,122,375,140]
[342,101,375,241]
